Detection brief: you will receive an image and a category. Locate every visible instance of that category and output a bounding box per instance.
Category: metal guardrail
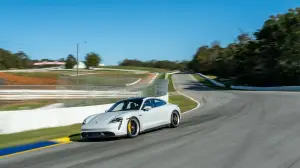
[0,88,142,100]
[0,94,142,100]
[0,90,138,94]
[0,85,126,90]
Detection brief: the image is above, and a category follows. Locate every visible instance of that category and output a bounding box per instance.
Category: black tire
[127,117,140,138]
[170,111,180,128]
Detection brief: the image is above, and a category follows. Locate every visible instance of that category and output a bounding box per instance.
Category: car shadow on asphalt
[178,72,300,92]
[179,81,230,92]
[174,72,232,91]
[68,127,168,143]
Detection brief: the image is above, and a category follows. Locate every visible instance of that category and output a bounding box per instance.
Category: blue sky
[0,0,299,65]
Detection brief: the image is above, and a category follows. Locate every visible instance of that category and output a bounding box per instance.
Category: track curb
[0,137,71,159]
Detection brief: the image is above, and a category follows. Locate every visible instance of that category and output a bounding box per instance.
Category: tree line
[188,7,300,86]
[0,48,102,70]
[0,49,32,69]
[119,59,189,71]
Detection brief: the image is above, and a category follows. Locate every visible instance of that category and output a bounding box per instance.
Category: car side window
[142,99,154,109]
[126,102,141,110]
[153,99,166,108]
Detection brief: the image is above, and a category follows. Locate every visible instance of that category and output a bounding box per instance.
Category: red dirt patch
[0,72,58,85]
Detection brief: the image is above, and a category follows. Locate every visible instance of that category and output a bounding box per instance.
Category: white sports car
[81,97,181,138]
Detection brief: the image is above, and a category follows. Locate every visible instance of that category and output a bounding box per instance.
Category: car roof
[126,97,146,100]
[124,97,164,101]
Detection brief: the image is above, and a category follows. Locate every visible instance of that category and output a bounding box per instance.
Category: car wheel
[170,111,180,128]
[127,117,140,138]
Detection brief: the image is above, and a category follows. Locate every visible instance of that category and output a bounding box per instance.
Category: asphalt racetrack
[2,73,300,168]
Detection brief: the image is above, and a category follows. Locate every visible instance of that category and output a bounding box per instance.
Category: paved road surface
[2,73,300,168]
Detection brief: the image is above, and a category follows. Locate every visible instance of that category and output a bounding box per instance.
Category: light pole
[76,42,87,85]
[76,43,79,77]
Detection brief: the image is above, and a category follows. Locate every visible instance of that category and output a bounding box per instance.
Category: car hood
[85,111,135,125]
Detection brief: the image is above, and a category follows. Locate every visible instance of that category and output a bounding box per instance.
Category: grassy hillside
[1,71,147,86]
[99,66,169,72]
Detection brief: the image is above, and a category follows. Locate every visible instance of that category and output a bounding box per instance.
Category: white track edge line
[149,73,159,84]
[177,90,201,115]
[170,73,201,115]
[126,78,142,86]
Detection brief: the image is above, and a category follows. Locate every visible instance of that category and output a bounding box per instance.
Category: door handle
[138,114,143,116]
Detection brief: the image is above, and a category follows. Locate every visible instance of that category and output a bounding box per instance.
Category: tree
[84,52,101,69]
[188,7,300,86]
[119,59,144,67]
[118,59,188,71]
[65,54,77,69]
[14,51,32,69]
[58,58,65,62]
[0,49,33,70]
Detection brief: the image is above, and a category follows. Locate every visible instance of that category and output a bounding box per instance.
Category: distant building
[98,63,105,66]
[33,61,65,69]
[33,61,65,66]
[73,61,86,69]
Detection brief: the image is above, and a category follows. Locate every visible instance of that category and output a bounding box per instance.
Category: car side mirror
[143,106,152,111]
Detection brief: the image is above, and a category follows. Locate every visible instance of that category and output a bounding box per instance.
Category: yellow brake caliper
[128,121,131,134]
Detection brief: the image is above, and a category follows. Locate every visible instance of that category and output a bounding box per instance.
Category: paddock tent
[73,62,86,69]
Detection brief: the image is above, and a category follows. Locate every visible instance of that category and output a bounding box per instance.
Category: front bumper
[81,131,116,138]
[81,122,127,138]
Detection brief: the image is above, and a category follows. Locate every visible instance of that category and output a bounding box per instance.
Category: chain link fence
[139,79,168,97]
[0,72,168,109]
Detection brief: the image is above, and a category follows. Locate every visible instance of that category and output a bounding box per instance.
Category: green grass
[99,66,169,73]
[61,73,146,86]
[168,74,176,92]
[192,74,227,89]
[214,78,236,86]
[205,75,217,79]
[169,94,198,113]
[157,73,166,79]
[0,124,81,148]
[60,98,122,107]
[167,74,198,112]
[0,100,55,111]
[0,98,125,112]
[199,74,236,86]
[5,70,149,87]
[0,103,48,111]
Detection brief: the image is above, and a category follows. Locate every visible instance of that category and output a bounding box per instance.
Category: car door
[139,99,161,130]
[153,99,169,125]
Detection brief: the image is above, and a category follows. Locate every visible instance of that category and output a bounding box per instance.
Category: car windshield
[107,98,143,112]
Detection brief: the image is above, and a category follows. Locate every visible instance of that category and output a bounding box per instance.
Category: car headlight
[109,117,123,123]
